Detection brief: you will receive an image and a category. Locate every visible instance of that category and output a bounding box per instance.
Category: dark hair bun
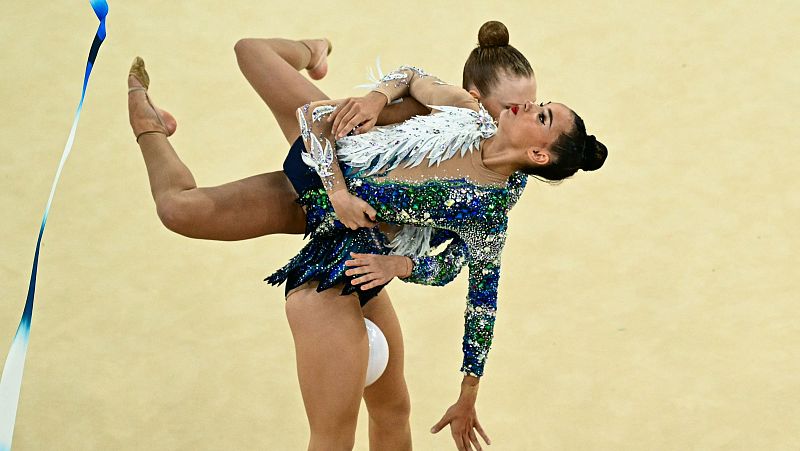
[581,135,608,171]
[478,21,509,48]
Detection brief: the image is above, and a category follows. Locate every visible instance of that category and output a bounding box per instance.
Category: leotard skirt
[265,137,390,306]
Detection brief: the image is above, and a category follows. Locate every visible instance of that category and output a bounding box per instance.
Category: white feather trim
[387,225,435,258]
[336,105,496,176]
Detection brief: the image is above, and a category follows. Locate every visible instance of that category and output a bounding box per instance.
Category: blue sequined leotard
[267,66,528,377]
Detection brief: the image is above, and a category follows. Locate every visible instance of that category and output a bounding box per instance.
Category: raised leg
[235,38,331,143]
[362,290,412,450]
[128,59,306,239]
[285,286,368,451]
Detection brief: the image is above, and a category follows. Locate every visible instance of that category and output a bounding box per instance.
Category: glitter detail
[377,71,408,88]
[312,105,336,123]
[298,104,311,141]
[301,133,335,179]
[268,172,518,377]
[398,65,432,78]
[404,235,468,286]
[272,68,532,377]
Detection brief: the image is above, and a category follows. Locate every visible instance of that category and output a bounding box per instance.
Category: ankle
[298,40,315,70]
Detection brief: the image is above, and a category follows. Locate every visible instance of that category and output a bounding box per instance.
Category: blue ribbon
[0,2,108,449]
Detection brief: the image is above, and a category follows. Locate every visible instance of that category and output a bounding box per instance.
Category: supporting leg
[362,290,412,450]
[285,286,369,451]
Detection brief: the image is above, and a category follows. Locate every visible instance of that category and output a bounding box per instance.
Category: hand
[329,190,377,230]
[328,92,388,139]
[431,385,491,451]
[344,252,412,290]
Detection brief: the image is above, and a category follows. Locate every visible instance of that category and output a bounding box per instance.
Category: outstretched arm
[431,218,508,450]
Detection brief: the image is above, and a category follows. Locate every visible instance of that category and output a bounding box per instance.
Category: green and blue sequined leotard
[267,66,528,377]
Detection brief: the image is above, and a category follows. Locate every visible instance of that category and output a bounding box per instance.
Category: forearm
[375,97,431,125]
[461,256,501,377]
[372,66,477,111]
[297,101,347,193]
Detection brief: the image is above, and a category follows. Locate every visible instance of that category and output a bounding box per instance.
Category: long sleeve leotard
[271,66,528,377]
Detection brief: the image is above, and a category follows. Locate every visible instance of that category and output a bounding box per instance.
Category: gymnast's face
[470,73,537,120]
[498,101,573,163]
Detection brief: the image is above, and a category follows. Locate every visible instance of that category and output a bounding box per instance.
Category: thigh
[236,40,329,144]
[285,286,368,428]
[361,290,409,409]
[184,170,306,240]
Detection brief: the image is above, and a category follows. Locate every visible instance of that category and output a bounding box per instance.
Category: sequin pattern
[269,68,532,377]
[276,174,514,377]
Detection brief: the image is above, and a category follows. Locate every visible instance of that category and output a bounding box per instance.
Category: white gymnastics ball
[364,318,389,387]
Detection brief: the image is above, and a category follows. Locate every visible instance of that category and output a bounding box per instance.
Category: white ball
[364,318,389,387]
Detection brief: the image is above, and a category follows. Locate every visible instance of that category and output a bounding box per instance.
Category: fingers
[331,100,358,138]
[329,98,352,136]
[468,429,482,451]
[364,204,377,222]
[431,416,448,434]
[344,265,370,276]
[344,253,369,267]
[351,271,376,284]
[475,420,491,445]
[338,113,365,139]
[450,426,469,451]
[351,118,375,136]
[358,214,376,228]
[355,201,377,227]
[342,214,374,230]
[359,278,386,290]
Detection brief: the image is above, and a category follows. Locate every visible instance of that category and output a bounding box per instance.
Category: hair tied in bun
[478,20,510,48]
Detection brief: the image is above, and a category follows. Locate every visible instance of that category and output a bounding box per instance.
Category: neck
[481,136,520,177]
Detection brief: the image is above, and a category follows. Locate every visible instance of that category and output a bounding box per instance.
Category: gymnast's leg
[285,286,368,451]
[234,37,331,143]
[362,290,412,450]
[128,61,306,239]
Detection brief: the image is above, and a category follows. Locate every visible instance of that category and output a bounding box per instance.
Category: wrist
[461,375,480,388]
[368,90,391,106]
[458,375,479,403]
[397,256,413,279]
[329,186,349,199]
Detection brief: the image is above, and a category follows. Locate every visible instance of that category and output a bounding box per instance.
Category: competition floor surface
[0,1,797,449]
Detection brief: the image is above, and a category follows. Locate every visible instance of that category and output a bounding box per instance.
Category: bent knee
[155,194,205,236]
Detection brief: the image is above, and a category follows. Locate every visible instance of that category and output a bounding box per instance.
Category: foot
[302,38,332,81]
[128,56,177,142]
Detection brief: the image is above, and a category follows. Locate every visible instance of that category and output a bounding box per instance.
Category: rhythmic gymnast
[127,21,606,451]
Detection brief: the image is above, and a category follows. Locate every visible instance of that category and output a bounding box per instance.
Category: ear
[467,88,481,101]
[527,148,550,166]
